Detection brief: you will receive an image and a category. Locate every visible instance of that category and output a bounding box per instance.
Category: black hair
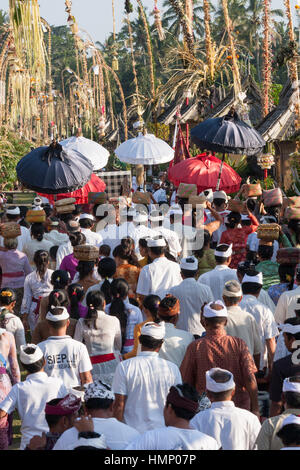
[31,223,45,242]
[288,219,300,245]
[143,295,161,322]
[59,213,74,224]
[194,230,211,259]
[266,205,281,223]
[43,205,52,218]
[139,238,148,250]
[67,283,85,320]
[225,211,241,229]
[167,383,200,420]
[49,245,59,261]
[113,237,140,268]
[241,282,262,296]
[6,207,19,221]
[34,250,49,280]
[47,289,69,312]
[279,264,296,290]
[203,316,227,327]
[246,199,256,213]
[51,270,70,290]
[277,424,300,446]
[20,346,45,374]
[213,198,226,208]
[0,288,16,306]
[76,261,95,280]
[148,246,166,257]
[97,258,116,304]
[85,290,106,327]
[85,397,113,411]
[139,334,164,349]
[258,244,274,261]
[284,392,300,408]
[79,218,94,229]
[99,244,111,257]
[69,232,86,247]
[284,317,300,342]
[109,279,129,349]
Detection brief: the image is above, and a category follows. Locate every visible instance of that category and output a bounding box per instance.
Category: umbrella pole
[216,153,225,191]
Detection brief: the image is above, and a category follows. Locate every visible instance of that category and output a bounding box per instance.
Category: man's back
[38,335,92,388]
[53,417,139,450]
[136,257,182,299]
[180,330,257,410]
[190,401,261,450]
[225,305,262,357]
[158,323,194,367]
[112,351,182,433]
[274,286,300,324]
[169,278,213,335]
[255,409,300,450]
[198,265,238,300]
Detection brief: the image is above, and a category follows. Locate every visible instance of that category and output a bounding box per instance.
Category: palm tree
[162,0,212,40]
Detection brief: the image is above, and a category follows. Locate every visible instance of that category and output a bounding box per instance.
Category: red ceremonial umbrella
[168,153,241,193]
[38,173,106,205]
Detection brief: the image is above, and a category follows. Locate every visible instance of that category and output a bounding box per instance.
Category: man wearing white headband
[53,380,139,450]
[240,270,278,373]
[191,368,261,450]
[37,307,93,389]
[136,236,182,300]
[180,301,259,415]
[130,212,156,257]
[275,265,300,325]
[169,256,213,336]
[149,210,181,260]
[79,213,102,247]
[112,321,182,433]
[256,376,300,450]
[198,244,238,300]
[0,344,68,449]
[222,280,262,364]
[269,317,300,418]
[0,206,31,252]
[277,413,300,449]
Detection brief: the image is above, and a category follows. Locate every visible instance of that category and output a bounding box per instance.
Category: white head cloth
[147,237,166,248]
[241,214,250,221]
[46,306,70,322]
[283,378,300,393]
[280,414,300,429]
[141,321,165,340]
[79,213,94,221]
[213,190,228,202]
[242,272,263,285]
[223,280,242,298]
[206,368,235,393]
[134,213,148,223]
[203,300,228,318]
[180,256,198,271]
[74,434,107,450]
[214,244,233,258]
[20,344,44,365]
[0,328,6,336]
[6,207,20,216]
[279,324,300,335]
[84,379,115,401]
[169,204,183,216]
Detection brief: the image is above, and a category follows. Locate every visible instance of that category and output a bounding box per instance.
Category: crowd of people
[0,174,300,451]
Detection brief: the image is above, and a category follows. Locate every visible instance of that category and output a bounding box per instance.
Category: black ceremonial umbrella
[16,142,93,194]
[190,110,265,189]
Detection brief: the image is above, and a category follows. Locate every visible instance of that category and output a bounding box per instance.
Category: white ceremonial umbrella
[59,136,109,171]
[115,132,174,165]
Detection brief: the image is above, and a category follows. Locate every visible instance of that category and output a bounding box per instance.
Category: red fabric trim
[90,353,115,364]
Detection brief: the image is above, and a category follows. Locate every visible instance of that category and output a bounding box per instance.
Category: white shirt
[247,232,279,263]
[56,241,72,269]
[38,335,92,388]
[274,331,289,362]
[0,371,67,449]
[126,426,219,450]
[97,224,120,253]
[153,188,167,203]
[53,417,139,450]
[169,278,214,335]
[44,230,69,247]
[158,323,194,367]
[152,226,182,259]
[225,305,262,357]
[0,225,31,252]
[131,224,156,255]
[136,257,182,299]
[1,312,26,352]
[240,295,279,369]
[274,286,300,325]
[258,288,276,314]
[80,228,102,247]
[205,210,229,244]
[191,401,261,450]
[198,265,238,301]
[23,238,54,265]
[112,351,182,433]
